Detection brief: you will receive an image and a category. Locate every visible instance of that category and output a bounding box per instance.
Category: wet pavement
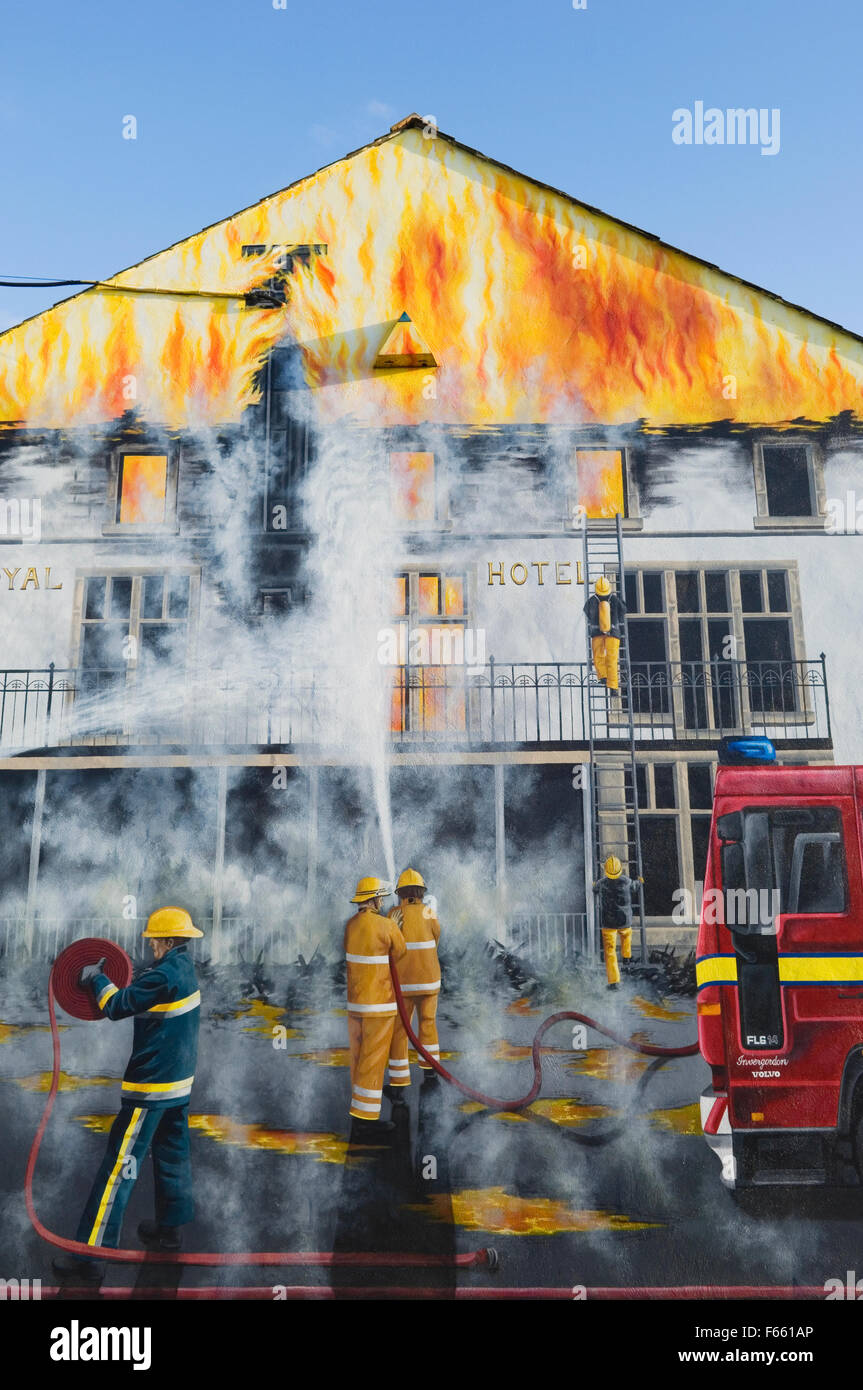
[2,967,862,1298]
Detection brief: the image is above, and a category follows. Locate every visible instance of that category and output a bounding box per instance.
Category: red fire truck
[697,738,863,1189]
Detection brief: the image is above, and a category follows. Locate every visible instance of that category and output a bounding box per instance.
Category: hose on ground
[24,949,493,1270]
[389,955,699,1112]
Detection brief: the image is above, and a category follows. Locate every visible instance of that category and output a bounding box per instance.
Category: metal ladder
[582,513,647,962]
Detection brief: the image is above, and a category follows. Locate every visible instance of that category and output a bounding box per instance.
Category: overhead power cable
[0,276,256,300]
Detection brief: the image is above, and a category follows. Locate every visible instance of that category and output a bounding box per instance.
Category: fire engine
[697,737,863,1190]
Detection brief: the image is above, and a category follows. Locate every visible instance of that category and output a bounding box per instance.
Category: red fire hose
[389,957,699,1111]
[27,938,698,1271]
[24,940,493,1271]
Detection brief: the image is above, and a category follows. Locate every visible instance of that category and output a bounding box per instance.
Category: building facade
[0,114,859,964]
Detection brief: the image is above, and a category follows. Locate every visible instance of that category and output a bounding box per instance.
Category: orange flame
[630,995,691,1023]
[75,1113,350,1163]
[412,1186,659,1235]
[460,1098,615,1127]
[2,129,861,430]
[0,1021,59,1044]
[390,452,436,521]
[649,1103,702,1136]
[229,998,303,1038]
[14,1071,115,1093]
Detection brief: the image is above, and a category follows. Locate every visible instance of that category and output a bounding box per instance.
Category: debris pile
[624,945,697,996]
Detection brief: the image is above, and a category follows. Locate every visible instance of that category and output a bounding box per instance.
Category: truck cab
[697,747,863,1189]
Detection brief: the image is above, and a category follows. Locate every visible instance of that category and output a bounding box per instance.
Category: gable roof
[6,112,861,350]
[2,114,862,432]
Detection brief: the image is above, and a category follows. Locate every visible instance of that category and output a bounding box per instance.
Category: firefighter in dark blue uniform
[594,856,643,990]
[52,906,202,1282]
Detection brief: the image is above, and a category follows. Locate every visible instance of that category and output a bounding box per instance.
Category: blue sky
[1,0,861,335]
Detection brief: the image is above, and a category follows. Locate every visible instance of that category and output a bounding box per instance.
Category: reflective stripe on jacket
[344,909,406,1015]
[389,901,441,993]
[90,944,200,1109]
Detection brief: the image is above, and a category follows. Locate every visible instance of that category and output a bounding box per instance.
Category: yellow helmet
[143,906,203,939]
[396,868,426,891]
[604,855,623,879]
[350,876,391,904]
[595,576,612,597]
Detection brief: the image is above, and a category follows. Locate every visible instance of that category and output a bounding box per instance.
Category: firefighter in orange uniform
[584,576,627,692]
[387,869,442,1090]
[344,876,407,1135]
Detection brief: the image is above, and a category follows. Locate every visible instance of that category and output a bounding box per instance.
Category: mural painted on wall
[2,119,863,432]
[1,115,862,1310]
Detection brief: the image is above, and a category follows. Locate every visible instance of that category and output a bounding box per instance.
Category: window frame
[635,764,683,920]
[566,443,641,529]
[752,437,826,528]
[636,757,716,922]
[70,566,200,672]
[388,567,473,737]
[388,449,448,531]
[103,448,180,537]
[618,562,809,736]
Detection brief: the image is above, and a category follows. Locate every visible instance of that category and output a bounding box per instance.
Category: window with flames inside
[389,571,469,736]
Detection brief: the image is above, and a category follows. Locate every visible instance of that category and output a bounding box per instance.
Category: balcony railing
[508,912,592,961]
[0,915,300,966]
[2,912,595,964]
[0,656,831,753]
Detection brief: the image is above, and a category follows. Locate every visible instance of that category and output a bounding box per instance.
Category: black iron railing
[0,656,831,751]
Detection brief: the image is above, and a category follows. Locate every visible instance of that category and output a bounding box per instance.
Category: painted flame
[413,1186,659,1235]
[460,1098,615,1127]
[2,129,862,430]
[13,1070,115,1093]
[230,997,303,1038]
[75,1113,350,1163]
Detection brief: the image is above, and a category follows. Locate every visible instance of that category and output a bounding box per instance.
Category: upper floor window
[388,568,469,734]
[753,442,824,523]
[73,569,197,738]
[117,455,168,524]
[390,451,438,524]
[105,450,178,535]
[622,564,804,731]
[568,447,635,525]
[77,571,193,673]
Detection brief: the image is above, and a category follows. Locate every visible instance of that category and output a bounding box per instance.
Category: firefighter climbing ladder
[582,514,648,962]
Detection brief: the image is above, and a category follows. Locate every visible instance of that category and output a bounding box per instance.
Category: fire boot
[52,1252,104,1284]
[350,1117,395,1140]
[422,1070,440,1087]
[383,1083,408,1109]
[138,1220,182,1251]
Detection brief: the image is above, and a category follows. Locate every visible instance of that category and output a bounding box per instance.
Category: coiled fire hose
[24,939,493,1271]
[389,956,699,1110]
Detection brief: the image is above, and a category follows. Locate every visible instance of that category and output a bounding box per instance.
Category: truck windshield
[742,805,847,916]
